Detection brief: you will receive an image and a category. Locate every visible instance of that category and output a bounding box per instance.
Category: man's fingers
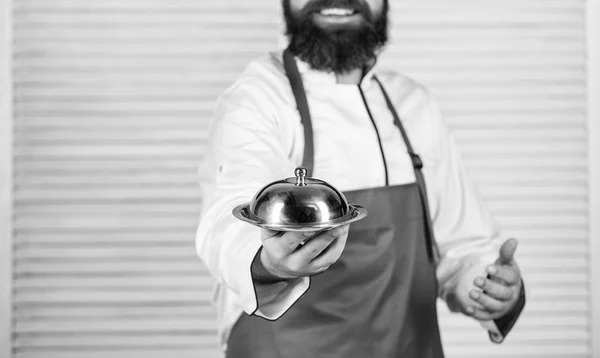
[310,229,349,269]
[464,299,487,312]
[260,224,349,278]
[473,277,514,301]
[496,238,518,265]
[464,307,497,321]
[486,265,521,286]
[261,229,285,240]
[469,289,505,312]
[294,226,345,262]
[262,229,316,256]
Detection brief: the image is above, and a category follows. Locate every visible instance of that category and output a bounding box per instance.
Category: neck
[336,68,364,85]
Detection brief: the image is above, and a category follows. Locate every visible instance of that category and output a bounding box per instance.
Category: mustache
[300,0,372,17]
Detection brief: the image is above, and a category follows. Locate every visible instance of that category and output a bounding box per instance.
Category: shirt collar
[293,55,379,89]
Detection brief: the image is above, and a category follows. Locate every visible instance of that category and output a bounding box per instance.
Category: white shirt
[196,52,505,351]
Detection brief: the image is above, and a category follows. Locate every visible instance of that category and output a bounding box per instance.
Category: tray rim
[232,203,368,232]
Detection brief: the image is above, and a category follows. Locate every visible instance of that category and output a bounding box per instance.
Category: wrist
[251,247,287,285]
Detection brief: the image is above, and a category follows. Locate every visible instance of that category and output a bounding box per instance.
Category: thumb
[496,238,518,265]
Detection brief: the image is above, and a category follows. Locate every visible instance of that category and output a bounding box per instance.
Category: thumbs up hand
[464,238,524,321]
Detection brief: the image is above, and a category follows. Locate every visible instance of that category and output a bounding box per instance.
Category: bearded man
[196,1,526,357]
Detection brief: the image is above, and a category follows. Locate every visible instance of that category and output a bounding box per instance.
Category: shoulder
[375,67,447,162]
[208,52,300,153]
[216,52,292,115]
[375,69,438,116]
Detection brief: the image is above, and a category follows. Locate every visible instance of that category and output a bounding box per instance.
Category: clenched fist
[252,225,350,283]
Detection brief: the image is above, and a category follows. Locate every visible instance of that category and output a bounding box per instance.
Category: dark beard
[282,0,388,73]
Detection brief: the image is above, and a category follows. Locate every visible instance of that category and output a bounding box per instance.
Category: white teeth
[320,8,354,16]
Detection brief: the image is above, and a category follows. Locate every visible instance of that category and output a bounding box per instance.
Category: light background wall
[586,1,600,357]
[1,0,14,356]
[1,0,599,357]
[587,0,600,356]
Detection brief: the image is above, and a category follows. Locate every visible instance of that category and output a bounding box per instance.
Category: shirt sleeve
[195,84,309,319]
[423,92,525,342]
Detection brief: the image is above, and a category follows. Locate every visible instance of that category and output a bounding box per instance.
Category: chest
[297,85,418,191]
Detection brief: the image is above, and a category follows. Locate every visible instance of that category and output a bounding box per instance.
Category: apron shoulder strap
[372,76,419,165]
[283,49,315,177]
[374,75,440,263]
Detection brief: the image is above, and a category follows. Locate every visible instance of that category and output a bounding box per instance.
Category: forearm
[197,207,309,319]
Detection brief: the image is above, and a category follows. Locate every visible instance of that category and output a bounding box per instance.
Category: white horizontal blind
[11,1,590,358]
[11,1,279,357]
[378,0,590,357]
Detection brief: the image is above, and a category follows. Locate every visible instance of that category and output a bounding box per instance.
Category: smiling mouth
[317,7,358,17]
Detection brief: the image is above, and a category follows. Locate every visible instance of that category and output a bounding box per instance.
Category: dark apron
[226,50,444,358]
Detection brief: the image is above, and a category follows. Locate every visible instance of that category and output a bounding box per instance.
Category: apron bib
[226,50,444,358]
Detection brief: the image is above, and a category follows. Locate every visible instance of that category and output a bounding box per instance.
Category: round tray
[232,203,368,232]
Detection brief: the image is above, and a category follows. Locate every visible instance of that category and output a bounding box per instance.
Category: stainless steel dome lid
[232,167,367,232]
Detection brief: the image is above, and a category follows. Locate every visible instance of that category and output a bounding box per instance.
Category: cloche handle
[294,167,308,186]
